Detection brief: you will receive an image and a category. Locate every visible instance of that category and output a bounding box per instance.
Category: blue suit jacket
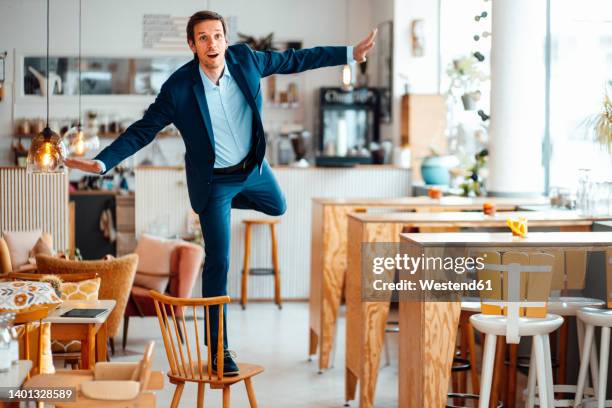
[95,44,348,213]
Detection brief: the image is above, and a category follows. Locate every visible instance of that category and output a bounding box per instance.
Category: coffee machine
[316,87,380,166]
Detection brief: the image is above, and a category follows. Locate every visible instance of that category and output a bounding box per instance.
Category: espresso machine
[316,87,380,167]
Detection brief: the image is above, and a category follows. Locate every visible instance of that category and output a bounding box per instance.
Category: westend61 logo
[372,253,486,275]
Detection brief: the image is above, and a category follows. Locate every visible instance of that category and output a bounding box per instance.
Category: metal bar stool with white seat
[574,248,612,408]
[470,251,563,408]
[537,249,604,406]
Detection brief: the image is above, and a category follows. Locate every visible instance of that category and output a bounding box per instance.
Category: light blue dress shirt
[199,65,253,168]
[95,46,354,173]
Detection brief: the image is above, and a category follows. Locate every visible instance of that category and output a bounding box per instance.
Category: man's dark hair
[186,11,227,45]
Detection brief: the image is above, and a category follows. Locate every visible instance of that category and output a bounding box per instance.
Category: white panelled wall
[135,166,411,299]
[0,168,69,251]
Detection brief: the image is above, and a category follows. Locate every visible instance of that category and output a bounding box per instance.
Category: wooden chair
[24,341,164,408]
[150,290,263,408]
[469,251,562,408]
[10,304,55,377]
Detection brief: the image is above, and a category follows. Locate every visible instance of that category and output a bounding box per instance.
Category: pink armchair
[123,241,203,350]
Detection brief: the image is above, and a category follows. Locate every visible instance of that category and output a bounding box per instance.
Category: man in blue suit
[66,10,376,375]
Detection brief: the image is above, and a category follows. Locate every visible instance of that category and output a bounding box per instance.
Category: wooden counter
[397,232,612,408]
[343,212,609,407]
[309,196,550,371]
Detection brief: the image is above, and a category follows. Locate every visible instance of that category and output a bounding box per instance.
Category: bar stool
[469,251,563,408]
[574,248,612,408]
[514,249,602,407]
[534,249,603,406]
[241,218,282,310]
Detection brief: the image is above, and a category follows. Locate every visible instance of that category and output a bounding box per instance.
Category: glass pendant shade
[26,127,67,173]
[64,124,100,157]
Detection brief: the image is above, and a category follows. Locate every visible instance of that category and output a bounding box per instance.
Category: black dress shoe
[212,350,240,377]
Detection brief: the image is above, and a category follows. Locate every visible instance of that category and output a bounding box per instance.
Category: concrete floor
[102,302,401,408]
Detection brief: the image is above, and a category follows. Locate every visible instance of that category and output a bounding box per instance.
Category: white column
[487,0,547,196]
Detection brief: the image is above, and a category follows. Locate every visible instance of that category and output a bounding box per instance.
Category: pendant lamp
[26,0,67,173]
[63,0,99,156]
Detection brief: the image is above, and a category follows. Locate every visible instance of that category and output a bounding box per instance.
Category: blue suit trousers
[199,160,286,351]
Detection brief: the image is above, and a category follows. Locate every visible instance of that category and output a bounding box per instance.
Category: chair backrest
[34,254,138,338]
[8,271,98,282]
[149,290,229,382]
[476,251,556,343]
[10,304,54,376]
[0,237,12,275]
[135,340,155,391]
[547,249,587,292]
[168,242,204,299]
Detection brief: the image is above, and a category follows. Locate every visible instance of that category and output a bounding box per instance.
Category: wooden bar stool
[241,218,282,310]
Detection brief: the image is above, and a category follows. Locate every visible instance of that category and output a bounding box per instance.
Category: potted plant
[446,55,488,110]
[583,93,612,153]
[420,147,460,186]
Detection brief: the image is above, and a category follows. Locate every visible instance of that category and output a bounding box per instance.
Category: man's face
[189,20,228,70]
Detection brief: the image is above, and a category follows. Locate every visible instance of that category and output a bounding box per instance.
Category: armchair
[123,241,203,350]
[35,254,138,355]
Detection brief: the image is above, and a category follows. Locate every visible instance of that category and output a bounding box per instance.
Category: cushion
[28,236,54,264]
[51,278,101,353]
[0,281,61,310]
[133,234,178,292]
[80,380,140,400]
[61,278,101,301]
[2,229,42,270]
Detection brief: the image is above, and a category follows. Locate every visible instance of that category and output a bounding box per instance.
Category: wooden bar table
[45,300,115,369]
[397,232,612,408]
[344,212,612,408]
[310,196,549,370]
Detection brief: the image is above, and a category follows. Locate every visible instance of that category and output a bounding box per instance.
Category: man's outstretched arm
[249,28,377,78]
[65,81,175,174]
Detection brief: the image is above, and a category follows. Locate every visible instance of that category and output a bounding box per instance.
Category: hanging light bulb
[341,64,353,91]
[26,0,66,174]
[27,127,67,173]
[64,0,99,157]
[64,123,99,157]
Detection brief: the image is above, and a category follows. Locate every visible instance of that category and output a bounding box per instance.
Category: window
[548,0,612,190]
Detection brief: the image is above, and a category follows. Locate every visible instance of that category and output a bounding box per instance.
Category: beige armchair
[35,254,138,354]
[0,232,53,275]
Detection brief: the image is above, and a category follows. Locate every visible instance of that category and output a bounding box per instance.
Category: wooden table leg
[81,324,96,369]
[96,321,108,363]
[358,302,390,408]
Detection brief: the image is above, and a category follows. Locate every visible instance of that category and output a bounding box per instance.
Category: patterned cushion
[61,278,100,301]
[51,278,101,353]
[0,281,61,310]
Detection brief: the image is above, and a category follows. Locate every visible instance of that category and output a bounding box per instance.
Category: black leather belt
[213,152,256,175]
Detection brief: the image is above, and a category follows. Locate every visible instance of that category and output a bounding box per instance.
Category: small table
[397,232,612,408]
[45,300,116,369]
